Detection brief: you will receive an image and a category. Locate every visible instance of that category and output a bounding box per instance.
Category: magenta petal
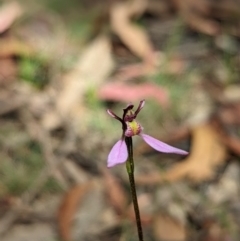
[140,134,188,155]
[107,140,128,168]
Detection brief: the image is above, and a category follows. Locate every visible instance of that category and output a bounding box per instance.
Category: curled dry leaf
[98,82,169,107]
[110,0,156,67]
[58,182,93,241]
[175,0,240,37]
[153,213,186,241]
[174,0,220,35]
[164,123,227,182]
[0,1,23,34]
[102,168,128,215]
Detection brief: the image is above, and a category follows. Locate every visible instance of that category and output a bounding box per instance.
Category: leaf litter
[164,123,227,183]
[1,0,240,241]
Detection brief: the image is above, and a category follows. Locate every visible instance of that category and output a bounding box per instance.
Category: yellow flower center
[125,120,142,137]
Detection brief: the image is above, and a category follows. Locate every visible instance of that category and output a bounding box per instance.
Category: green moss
[0,141,44,196]
[19,56,49,89]
[43,177,63,193]
[85,87,100,110]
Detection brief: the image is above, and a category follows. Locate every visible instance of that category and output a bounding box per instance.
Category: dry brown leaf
[164,123,227,182]
[175,0,240,37]
[219,134,240,156]
[102,168,128,215]
[58,182,93,241]
[98,82,169,107]
[110,0,156,66]
[0,38,34,58]
[42,35,114,131]
[0,1,23,33]
[174,0,220,35]
[153,213,187,241]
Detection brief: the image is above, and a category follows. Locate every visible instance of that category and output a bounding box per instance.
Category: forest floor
[1,1,240,241]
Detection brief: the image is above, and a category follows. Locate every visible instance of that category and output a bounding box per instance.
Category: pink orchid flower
[107,100,188,168]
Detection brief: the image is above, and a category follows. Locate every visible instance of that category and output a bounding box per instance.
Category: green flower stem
[125,137,144,241]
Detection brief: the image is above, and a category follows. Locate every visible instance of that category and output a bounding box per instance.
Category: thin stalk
[125,137,144,241]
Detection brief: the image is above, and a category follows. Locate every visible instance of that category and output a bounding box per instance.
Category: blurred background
[1,0,240,240]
